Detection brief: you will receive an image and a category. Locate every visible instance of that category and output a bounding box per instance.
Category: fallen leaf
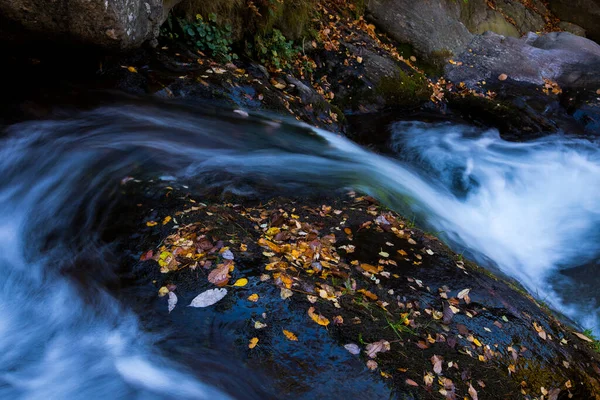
[431,354,443,374]
[162,216,172,225]
[359,263,382,274]
[406,378,419,387]
[212,67,227,74]
[457,288,471,299]
[233,278,248,287]
[283,329,298,341]
[140,250,153,261]
[468,383,479,400]
[248,293,259,302]
[146,221,158,227]
[333,315,344,325]
[208,263,230,287]
[498,73,508,81]
[365,340,391,358]
[356,56,363,63]
[379,251,389,258]
[280,287,293,299]
[188,288,227,307]
[158,286,169,297]
[254,321,267,329]
[367,360,378,370]
[344,343,361,355]
[221,249,235,260]
[574,331,594,342]
[167,291,177,313]
[249,337,259,349]
[127,66,138,73]
[308,306,330,326]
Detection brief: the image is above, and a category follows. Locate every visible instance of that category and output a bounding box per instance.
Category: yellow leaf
[146,221,158,227]
[283,329,298,341]
[473,338,482,347]
[249,337,259,349]
[162,216,172,225]
[247,293,259,302]
[359,263,382,274]
[158,286,169,297]
[397,249,408,256]
[233,278,248,287]
[127,66,138,73]
[308,306,330,326]
[240,243,248,252]
[266,227,280,236]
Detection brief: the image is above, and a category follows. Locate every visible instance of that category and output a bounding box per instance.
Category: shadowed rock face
[549,0,600,43]
[0,0,181,49]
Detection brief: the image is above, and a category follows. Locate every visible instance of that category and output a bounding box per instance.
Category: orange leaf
[249,337,259,349]
[308,306,330,326]
[283,329,298,341]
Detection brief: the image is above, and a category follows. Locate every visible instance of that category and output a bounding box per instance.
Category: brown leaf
[405,379,419,387]
[365,340,391,358]
[498,73,508,81]
[573,331,594,342]
[468,383,478,400]
[208,263,230,287]
[366,360,378,370]
[283,329,298,341]
[431,354,443,374]
[308,306,330,326]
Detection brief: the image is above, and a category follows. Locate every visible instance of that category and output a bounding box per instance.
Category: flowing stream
[1,102,599,398]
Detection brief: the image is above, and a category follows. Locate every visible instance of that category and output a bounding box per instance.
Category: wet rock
[558,21,587,38]
[0,0,180,49]
[446,31,600,89]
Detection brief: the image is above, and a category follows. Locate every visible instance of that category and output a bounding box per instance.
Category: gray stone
[445,31,600,89]
[0,0,183,49]
[365,0,474,58]
[558,22,586,37]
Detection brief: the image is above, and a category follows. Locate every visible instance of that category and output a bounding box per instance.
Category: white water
[0,104,598,398]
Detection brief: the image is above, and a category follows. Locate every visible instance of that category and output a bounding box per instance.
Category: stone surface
[446,31,600,89]
[365,0,474,58]
[549,0,600,43]
[0,0,182,49]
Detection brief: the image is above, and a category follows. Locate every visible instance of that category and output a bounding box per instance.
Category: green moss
[375,69,432,108]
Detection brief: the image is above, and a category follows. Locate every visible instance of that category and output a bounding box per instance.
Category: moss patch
[375,69,432,109]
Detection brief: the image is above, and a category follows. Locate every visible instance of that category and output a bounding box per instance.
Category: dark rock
[558,21,587,38]
[0,0,181,49]
[549,0,600,43]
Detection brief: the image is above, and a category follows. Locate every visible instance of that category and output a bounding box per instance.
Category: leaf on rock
[468,383,478,400]
[248,293,259,302]
[254,321,267,329]
[574,331,594,342]
[158,286,169,297]
[498,73,508,81]
[405,379,418,387]
[188,288,228,308]
[344,343,361,355]
[146,221,158,227]
[457,288,471,299]
[365,340,391,358]
[208,263,230,287]
[249,337,259,349]
[308,306,330,326]
[233,278,248,287]
[140,250,153,261]
[280,287,293,299]
[283,329,298,341]
[162,216,172,225]
[366,360,378,370]
[359,263,382,274]
[167,291,178,313]
[431,354,443,374]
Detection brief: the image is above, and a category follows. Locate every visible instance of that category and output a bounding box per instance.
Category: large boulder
[548,0,600,43]
[446,31,600,89]
[0,0,181,49]
[365,0,474,59]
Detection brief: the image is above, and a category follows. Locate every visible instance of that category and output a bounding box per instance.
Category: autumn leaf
[573,331,594,342]
[249,337,259,349]
[431,354,443,374]
[233,278,248,287]
[140,250,153,261]
[158,286,169,297]
[127,66,138,73]
[254,321,267,329]
[498,73,508,81]
[167,291,177,313]
[248,293,259,302]
[468,383,479,400]
[405,379,419,387]
[308,306,330,326]
[280,287,293,299]
[365,340,390,358]
[366,360,378,370]
[359,263,382,274]
[162,216,172,225]
[208,263,230,287]
[146,221,158,227]
[344,343,360,355]
[283,329,298,341]
[188,288,227,308]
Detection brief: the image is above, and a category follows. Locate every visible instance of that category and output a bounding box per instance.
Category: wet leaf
[167,291,177,313]
[359,263,382,274]
[344,343,360,355]
[283,329,298,341]
[308,306,330,326]
[146,221,158,227]
[221,249,235,260]
[365,340,391,358]
[248,293,259,302]
[405,379,418,387]
[573,331,594,342]
[280,287,293,299]
[208,263,230,287]
[468,383,478,400]
[188,288,227,307]
[162,216,172,225]
[254,321,267,329]
[140,250,153,261]
[366,360,378,370]
[233,278,248,287]
[379,251,389,258]
[498,73,508,81]
[249,337,259,349]
[127,66,138,73]
[457,288,471,299]
[431,354,443,374]
[333,315,344,325]
[158,286,169,297]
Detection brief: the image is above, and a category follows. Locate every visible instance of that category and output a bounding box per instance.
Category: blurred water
[0,103,598,398]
